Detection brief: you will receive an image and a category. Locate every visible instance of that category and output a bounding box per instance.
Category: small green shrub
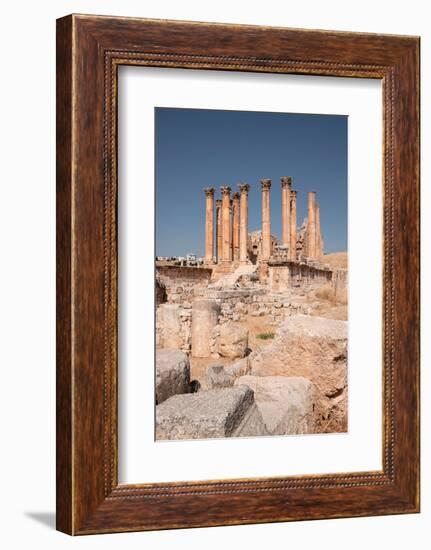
[256,332,275,340]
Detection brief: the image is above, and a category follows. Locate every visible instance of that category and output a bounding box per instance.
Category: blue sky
[155,107,347,257]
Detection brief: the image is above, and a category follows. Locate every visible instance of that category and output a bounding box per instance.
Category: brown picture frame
[56,14,420,535]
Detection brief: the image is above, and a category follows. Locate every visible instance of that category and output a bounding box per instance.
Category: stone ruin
[155,176,348,440]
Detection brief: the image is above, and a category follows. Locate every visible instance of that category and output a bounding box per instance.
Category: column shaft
[232,193,240,261]
[281,177,292,249]
[239,183,250,264]
[220,186,232,263]
[316,203,323,258]
[307,191,317,259]
[216,199,222,263]
[290,190,297,261]
[260,179,272,261]
[204,188,215,264]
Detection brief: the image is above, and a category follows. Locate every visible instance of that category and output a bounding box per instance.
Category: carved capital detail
[280,176,292,188]
[238,183,250,194]
[203,187,215,197]
[220,186,231,196]
[260,179,272,190]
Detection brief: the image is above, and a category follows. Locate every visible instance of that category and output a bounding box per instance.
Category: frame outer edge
[56,14,421,534]
[56,14,74,535]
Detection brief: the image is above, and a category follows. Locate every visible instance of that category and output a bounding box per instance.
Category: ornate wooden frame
[56,14,420,534]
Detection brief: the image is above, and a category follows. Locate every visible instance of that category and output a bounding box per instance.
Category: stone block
[235,375,314,435]
[155,386,268,440]
[249,315,347,432]
[226,357,250,379]
[218,322,249,359]
[206,365,234,389]
[157,304,183,348]
[156,349,191,404]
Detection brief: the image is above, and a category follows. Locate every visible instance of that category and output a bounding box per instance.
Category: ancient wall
[156,266,212,304]
[267,262,332,293]
[156,303,192,353]
[205,288,311,326]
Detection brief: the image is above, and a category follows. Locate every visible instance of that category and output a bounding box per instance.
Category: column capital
[232,192,240,201]
[291,189,298,198]
[220,185,231,196]
[260,179,272,190]
[203,187,215,197]
[238,182,250,194]
[280,176,292,188]
[215,199,222,207]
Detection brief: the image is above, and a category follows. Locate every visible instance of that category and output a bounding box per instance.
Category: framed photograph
[56,14,420,534]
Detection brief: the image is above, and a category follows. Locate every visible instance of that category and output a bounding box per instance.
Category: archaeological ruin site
[155,176,348,441]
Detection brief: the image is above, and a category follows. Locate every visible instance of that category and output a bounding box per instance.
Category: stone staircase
[211,264,258,289]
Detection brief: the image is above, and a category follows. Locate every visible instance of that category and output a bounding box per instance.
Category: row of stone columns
[204,184,250,265]
[260,177,297,262]
[205,177,302,264]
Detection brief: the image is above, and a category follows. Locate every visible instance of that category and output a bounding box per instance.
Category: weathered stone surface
[206,365,234,389]
[156,349,190,404]
[218,322,249,359]
[155,386,268,440]
[191,300,220,358]
[249,315,347,432]
[234,376,314,435]
[226,357,250,379]
[157,304,183,348]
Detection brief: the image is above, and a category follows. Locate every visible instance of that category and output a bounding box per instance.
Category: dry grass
[308,281,348,320]
[315,284,337,303]
[323,252,348,269]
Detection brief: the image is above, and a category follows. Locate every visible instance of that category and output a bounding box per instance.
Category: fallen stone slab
[155,386,268,440]
[156,349,190,405]
[234,375,314,435]
[249,315,347,433]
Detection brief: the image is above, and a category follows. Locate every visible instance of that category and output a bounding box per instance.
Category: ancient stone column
[230,198,234,260]
[306,191,317,259]
[238,183,250,264]
[215,199,222,263]
[220,186,232,263]
[232,192,240,262]
[260,179,272,261]
[281,176,292,250]
[316,203,323,258]
[191,299,220,358]
[290,190,297,261]
[204,187,215,264]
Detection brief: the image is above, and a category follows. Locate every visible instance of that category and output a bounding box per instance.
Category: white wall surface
[0,1,428,548]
